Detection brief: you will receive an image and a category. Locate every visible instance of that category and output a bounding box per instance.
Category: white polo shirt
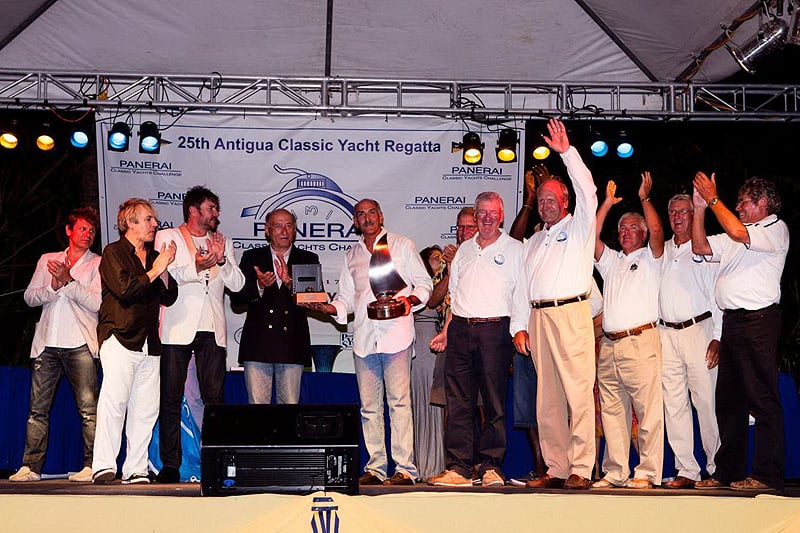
[706,214,789,310]
[449,230,529,336]
[659,238,722,339]
[595,245,662,332]
[523,146,598,301]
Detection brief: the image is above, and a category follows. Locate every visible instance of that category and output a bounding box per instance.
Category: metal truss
[1,69,800,122]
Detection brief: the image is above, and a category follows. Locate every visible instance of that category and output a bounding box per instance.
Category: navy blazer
[231,245,319,365]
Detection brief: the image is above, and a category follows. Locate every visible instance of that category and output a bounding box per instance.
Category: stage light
[138,121,161,153]
[452,132,484,165]
[531,137,550,160]
[35,124,55,151]
[495,129,518,163]
[462,132,483,164]
[616,132,634,159]
[727,17,789,74]
[108,122,131,152]
[70,129,90,149]
[0,120,19,149]
[591,139,609,157]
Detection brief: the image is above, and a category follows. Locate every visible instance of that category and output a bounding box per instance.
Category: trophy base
[367,299,406,320]
[295,291,328,304]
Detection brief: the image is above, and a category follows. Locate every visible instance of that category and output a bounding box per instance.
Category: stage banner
[96,115,523,370]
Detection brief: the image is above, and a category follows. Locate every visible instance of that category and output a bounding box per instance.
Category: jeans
[243,362,303,404]
[353,346,418,481]
[159,332,226,470]
[22,345,98,472]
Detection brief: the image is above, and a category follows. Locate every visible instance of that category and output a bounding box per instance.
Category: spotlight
[35,124,55,151]
[0,120,19,149]
[70,129,90,149]
[616,132,634,159]
[107,122,131,152]
[452,132,484,165]
[462,132,483,165]
[138,121,161,154]
[590,139,608,157]
[495,129,518,163]
[531,137,550,160]
[727,17,789,74]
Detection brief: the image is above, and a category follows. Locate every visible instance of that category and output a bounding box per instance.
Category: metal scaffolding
[1,69,800,122]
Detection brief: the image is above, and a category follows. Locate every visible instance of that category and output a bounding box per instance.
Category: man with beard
[304,199,432,486]
[154,186,244,483]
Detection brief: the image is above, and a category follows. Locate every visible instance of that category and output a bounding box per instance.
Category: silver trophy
[367,234,408,320]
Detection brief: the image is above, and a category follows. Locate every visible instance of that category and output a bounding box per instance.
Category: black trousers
[444,318,512,479]
[715,305,784,489]
[159,332,226,470]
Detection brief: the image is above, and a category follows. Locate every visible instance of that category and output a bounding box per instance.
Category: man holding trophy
[304,198,432,486]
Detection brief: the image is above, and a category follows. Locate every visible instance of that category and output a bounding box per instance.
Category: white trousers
[598,328,664,485]
[92,335,160,480]
[660,319,720,480]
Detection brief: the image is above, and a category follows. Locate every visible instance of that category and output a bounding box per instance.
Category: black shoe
[358,471,383,485]
[156,467,180,484]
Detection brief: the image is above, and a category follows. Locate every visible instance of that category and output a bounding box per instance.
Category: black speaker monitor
[201,403,360,496]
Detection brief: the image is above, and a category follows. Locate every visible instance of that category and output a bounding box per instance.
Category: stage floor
[3,479,800,532]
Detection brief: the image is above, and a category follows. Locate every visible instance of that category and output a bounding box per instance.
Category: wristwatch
[708,197,719,206]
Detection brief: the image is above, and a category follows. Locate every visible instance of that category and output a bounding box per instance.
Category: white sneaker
[68,466,93,482]
[9,466,41,482]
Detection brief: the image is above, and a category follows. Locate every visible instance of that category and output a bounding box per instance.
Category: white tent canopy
[0,0,774,83]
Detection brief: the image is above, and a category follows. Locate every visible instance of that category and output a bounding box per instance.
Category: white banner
[97,115,523,370]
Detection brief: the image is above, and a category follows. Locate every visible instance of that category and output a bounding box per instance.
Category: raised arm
[595,180,622,260]
[640,171,664,258]
[693,171,749,244]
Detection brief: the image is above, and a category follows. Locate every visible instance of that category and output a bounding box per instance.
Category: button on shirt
[449,231,529,336]
[24,249,102,357]
[595,246,662,332]
[706,214,789,310]
[660,239,722,339]
[524,146,598,301]
[331,229,432,357]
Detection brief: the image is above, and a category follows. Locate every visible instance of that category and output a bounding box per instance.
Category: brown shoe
[695,478,726,490]
[664,476,696,489]
[563,474,592,490]
[730,477,775,491]
[358,471,384,485]
[526,473,565,488]
[383,472,415,486]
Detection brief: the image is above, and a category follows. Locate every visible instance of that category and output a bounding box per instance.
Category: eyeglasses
[476,210,501,219]
[456,224,477,231]
[668,208,690,216]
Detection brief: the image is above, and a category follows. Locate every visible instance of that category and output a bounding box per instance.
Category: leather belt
[531,292,590,310]
[604,321,657,341]
[452,315,508,325]
[724,303,778,315]
[659,310,712,330]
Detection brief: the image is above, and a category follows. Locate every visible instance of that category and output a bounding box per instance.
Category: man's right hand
[430,330,447,352]
[254,265,276,289]
[513,330,530,355]
[442,244,458,265]
[604,180,623,207]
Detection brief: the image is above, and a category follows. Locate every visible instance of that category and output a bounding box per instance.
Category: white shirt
[706,214,789,310]
[595,245,662,332]
[24,248,102,357]
[660,237,722,339]
[523,146,598,300]
[449,230,529,335]
[331,229,432,357]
